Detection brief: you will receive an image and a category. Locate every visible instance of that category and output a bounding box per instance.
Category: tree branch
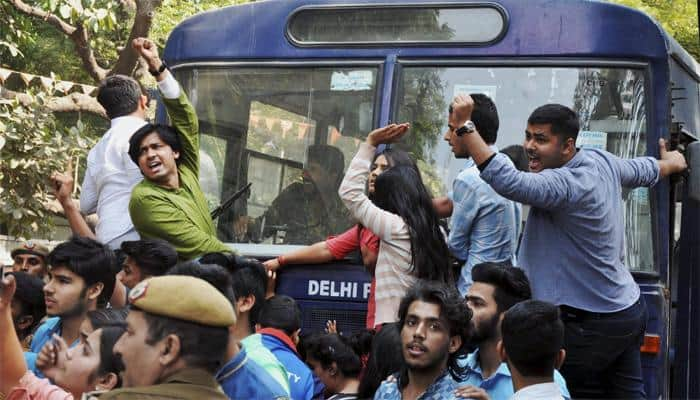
[1,87,106,118]
[109,0,163,76]
[7,0,108,82]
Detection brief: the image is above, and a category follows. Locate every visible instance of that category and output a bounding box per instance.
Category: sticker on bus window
[330,70,373,91]
[577,130,608,150]
[453,84,497,102]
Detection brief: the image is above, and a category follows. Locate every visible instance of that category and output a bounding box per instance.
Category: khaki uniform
[85,368,228,400]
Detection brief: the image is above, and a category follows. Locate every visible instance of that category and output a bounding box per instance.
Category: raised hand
[50,171,75,206]
[658,138,688,177]
[366,123,410,147]
[450,94,475,126]
[132,37,161,71]
[0,275,16,314]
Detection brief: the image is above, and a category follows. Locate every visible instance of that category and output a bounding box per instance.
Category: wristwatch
[456,120,476,136]
[149,61,167,77]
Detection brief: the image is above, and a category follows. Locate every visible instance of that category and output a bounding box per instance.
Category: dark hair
[8,271,45,335]
[257,295,301,336]
[88,308,128,330]
[141,310,229,374]
[377,147,417,171]
[471,263,531,314]
[397,280,472,382]
[96,75,144,119]
[120,239,178,278]
[128,123,182,167]
[501,145,529,172]
[358,323,403,398]
[200,253,267,330]
[502,300,564,377]
[449,93,498,144]
[86,308,127,388]
[307,144,345,187]
[527,104,580,143]
[166,261,235,305]
[373,166,452,283]
[305,333,362,378]
[47,236,116,307]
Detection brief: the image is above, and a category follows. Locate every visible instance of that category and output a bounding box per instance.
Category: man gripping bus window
[447,96,687,399]
[127,37,232,261]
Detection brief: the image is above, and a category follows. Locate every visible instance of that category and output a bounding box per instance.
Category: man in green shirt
[127,37,231,260]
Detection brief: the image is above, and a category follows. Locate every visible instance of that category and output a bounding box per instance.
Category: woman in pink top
[265,148,418,329]
[0,275,125,400]
[338,124,452,325]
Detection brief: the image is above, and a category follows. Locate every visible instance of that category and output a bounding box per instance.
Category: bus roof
[163,0,686,66]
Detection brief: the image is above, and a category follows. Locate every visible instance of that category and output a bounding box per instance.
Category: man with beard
[374,280,472,400]
[24,236,116,377]
[455,263,569,400]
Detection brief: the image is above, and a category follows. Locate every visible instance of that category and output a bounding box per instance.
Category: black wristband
[149,61,167,77]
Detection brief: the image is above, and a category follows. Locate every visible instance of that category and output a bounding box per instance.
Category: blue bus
[161,0,700,397]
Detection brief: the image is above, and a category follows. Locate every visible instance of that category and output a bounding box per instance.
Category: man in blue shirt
[374,280,472,400]
[447,97,687,398]
[435,94,521,295]
[455,263,569,400]
[27,236,116,376]
[255,295,323,400]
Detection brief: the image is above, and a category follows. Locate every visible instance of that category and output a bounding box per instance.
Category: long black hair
[372,165,452,284]
[357,323,403,398]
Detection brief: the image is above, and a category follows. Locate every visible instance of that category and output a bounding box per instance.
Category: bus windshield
[174,66,378,246]
[174,63,653,272]
[394,65,652,272]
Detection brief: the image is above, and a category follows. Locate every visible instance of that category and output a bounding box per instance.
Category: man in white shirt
[77,74,150,249]
[499,300,566,400]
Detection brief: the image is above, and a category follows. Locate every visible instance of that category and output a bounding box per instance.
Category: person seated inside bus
[264,147,418,329]
[241,144,352,245]
[338,123,452,326]
[126,37,232,261]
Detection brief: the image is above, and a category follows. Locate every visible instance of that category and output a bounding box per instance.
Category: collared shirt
[215,347,290,399]
[25,318,79,378]
[128,76,232,261]
[448,145,521,295]
[373,371,459,400]
[458,350,570,400]
[96,367,227,399]
[480,149,659,312]
[80,115,146,246]
[510,382,565,400]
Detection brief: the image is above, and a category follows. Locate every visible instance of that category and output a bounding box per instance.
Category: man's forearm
[464,131,496,166]
[60,199,96,240]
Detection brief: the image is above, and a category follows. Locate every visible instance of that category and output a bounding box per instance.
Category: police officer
[10,241,49,279]
[94,275,235,399]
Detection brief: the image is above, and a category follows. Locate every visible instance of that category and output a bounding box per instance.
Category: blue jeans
[559,297,647,399]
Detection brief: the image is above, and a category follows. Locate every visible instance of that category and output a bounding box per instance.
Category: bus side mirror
[687,141,700,202]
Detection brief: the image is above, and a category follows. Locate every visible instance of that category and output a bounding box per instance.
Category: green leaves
[0,88,96,238]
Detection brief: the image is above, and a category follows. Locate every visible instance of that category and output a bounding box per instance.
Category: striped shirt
[339,142,414,325]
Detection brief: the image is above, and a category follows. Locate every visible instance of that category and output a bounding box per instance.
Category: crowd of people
[0,34,690,400]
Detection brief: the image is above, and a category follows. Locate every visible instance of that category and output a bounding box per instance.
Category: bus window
[174,66,379,246]
[394,65,654,272]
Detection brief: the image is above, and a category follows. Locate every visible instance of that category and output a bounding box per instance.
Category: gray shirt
[480,149,659,312]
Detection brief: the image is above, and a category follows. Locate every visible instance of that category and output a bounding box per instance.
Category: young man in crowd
[101,275,233,399]
[200,252,292,394]
[127,37,231,260]
[167,261,291,399]
[25,236,116,376]
[448,96,687,397]
[7,271,45,350]
[118,238,178,289]
[51,71,149,249]
[374,280,472,400]
[434,94,521,295]
[255,295,322,400]
[455,262,569,400]
[10,241,49,279]
[499,300,567,400]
